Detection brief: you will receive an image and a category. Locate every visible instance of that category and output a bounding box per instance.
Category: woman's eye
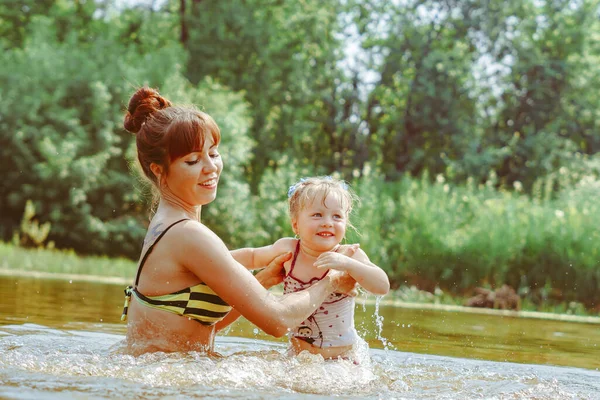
[334,214,343,219]
[210,152,220,159]
[312,213,322,217]
[185,160,199,165]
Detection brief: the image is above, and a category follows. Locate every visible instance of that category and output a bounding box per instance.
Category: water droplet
[69,280,72,284]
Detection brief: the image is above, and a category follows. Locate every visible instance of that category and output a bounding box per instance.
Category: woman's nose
[202,157,218,173]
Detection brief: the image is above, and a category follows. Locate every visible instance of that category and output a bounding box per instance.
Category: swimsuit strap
[133,218,189,286]
[288,239,301,276]
[288,239,340,281]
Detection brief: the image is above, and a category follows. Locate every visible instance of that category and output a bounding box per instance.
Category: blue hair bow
[287,178,307,198]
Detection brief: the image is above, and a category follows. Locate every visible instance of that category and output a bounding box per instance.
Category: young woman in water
[232,176,390,359]
[120,87,356,355]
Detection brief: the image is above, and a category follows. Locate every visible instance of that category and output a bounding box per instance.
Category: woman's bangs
[167,113,220,161]
[167,119,203,161]
[204,114,221,147]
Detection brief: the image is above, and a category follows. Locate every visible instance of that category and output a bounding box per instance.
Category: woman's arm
[313,248,390,295]
[177,224,349,337]
[231,238,295,270]
[214,251,291,332]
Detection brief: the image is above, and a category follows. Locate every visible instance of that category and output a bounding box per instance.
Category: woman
[120,87,355,355]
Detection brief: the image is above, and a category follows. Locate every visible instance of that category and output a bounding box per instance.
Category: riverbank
[2,241,599,322]
[1,264,599,325]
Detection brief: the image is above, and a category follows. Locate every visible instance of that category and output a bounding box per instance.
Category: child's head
[287,176,358,244]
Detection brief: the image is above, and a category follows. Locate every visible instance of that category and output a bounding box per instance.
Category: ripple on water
[0,323,598,399]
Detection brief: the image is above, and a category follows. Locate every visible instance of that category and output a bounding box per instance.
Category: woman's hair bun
[124,87,172,134]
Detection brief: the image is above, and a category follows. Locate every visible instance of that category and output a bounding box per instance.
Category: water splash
[0,324,598,399]
[373,296,389,350]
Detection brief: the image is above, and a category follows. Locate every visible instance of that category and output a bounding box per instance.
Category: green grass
[0,241,136,279]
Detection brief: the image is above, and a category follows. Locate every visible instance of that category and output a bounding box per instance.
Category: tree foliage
[181,0,365,187]
[0,1,253,258]
[353,0,600,187]
[0,0,599,304]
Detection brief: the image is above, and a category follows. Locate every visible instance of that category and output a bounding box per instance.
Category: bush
[349,172,600,308]
[0,16,254,260]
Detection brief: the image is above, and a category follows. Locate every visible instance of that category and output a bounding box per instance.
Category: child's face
[292,191,347,252]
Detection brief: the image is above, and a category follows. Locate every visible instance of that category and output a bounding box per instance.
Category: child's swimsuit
[121,218,232,326]
[283,240,357,348]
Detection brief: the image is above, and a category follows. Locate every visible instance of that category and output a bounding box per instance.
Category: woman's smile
[198,177,218,189]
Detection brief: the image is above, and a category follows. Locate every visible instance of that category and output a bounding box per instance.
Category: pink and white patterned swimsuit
[283,240,358,348]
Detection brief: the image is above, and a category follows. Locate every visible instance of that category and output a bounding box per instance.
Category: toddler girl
[233,176,390,359]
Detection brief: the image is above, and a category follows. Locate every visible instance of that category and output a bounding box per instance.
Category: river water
[1,275,599,399]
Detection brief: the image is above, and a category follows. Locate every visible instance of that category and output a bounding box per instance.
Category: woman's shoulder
[160,220,234,270]
[150,218,222,249]
[176,219,221,241]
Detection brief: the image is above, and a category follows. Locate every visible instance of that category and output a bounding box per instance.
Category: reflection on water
[1,276,600,399]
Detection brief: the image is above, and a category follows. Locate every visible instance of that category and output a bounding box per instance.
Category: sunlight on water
[1,276,600,398]
[0,323,599,399]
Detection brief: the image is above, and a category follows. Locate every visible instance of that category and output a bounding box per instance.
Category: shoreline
[1,267,599,325]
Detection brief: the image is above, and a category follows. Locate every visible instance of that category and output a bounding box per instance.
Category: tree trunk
[180,0,188,45]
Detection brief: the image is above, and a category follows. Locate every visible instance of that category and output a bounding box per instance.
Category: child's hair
[287,176,359,232]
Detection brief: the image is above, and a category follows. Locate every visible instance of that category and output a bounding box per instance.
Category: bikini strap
[133,218,189,286]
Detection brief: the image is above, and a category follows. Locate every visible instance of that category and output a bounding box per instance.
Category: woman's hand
[327,270,358,295]
[254,251,292,289]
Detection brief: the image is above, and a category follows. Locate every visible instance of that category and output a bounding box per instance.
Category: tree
[353,0,600,187]
[0,2,254,258]
[182,0,359,188]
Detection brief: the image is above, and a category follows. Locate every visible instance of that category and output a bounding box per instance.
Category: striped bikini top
[120,219,232,326]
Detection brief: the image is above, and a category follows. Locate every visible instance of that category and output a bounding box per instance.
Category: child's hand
[314,248,356,272]
[336,243,360,257]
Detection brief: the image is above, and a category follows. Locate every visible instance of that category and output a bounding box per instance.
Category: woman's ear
[291,218,298,235]
[150,163,163,181]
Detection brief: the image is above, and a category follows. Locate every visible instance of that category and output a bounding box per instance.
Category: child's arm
[313,248,390,295]
[231,238,295,270]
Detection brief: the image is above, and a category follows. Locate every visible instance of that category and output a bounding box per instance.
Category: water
[1,275,599,399]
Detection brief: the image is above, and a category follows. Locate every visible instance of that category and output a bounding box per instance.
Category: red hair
[123,87,221,186]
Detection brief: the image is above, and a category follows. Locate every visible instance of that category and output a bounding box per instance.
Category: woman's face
[163,135,223,207]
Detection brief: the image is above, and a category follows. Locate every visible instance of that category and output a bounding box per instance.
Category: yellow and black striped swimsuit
[121,219,232,326]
